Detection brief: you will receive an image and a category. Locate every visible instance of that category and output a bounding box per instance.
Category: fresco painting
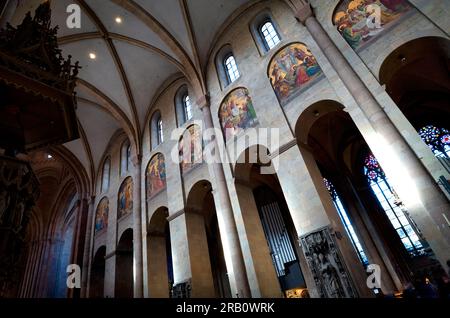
[219,88,259,141]
[179,125,203,173]
[269,43,322,106]
[95,197,109,233]
[118,177,133,219]
[334,0,411,49]
[146,153,166,198]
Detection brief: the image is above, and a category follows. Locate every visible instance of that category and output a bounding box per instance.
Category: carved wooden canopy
[0,2,79,153]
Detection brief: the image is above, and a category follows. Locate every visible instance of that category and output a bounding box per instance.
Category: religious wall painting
[95,197,109,233]
[146,153,166,199]
[219,88,259,141]
[333,0,412,50]
[179,125,203,174]
[268,43,323,106]
[118,177,133,219]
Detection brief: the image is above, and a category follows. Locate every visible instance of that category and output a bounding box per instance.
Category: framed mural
[334,0,412,50]
[118,177,133,219]
[179,124,203,174]
[219,87,259,141]
[146,153,166,199]
[95,197,109,233]
[268,43,322,106]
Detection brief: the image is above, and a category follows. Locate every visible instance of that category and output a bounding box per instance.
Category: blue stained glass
[419,125,450,158]
[364,154,425,257]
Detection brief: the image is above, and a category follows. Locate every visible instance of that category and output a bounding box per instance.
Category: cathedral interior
[0,0,449,299]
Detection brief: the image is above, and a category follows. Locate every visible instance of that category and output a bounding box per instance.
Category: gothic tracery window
[324,178,368,266]
[418,125,450,158]
[364,154,425,257]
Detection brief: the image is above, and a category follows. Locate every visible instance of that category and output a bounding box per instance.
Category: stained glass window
[364,154,425,257]
[324,178,369,266]
[418,125,450,158]
[260,21,280,50]
[224,55,240,83]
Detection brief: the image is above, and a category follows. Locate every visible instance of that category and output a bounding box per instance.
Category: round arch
[115,228,134,298]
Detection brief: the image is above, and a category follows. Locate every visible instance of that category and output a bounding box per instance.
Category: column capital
[196,93,211,110]
[284,0,314,25]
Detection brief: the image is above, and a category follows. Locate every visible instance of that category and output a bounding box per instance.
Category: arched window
[260,20,280,50]
[224,54,240,84]
[101,157,110,193]
[175,85,192,126]
[183,94,193,122]
[418,125,450,158]
[323,178,368,266]
[250,10,282,55]
[364,154,425,257]
[150,111,163,149]
[215,45,240,88]
[120,140,131,176]
[157,117,164,144]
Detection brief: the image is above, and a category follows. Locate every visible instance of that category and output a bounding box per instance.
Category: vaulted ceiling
[9,0,252,185]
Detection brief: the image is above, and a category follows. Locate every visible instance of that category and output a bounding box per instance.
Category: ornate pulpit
[0,2,79,297]
[0,2,79,153]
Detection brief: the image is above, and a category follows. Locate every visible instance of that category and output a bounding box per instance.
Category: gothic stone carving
[0,2,80,92]
[0,2,80,153]
[300,227,357,298]
[0,155,39,297]
[171,279,192,298]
